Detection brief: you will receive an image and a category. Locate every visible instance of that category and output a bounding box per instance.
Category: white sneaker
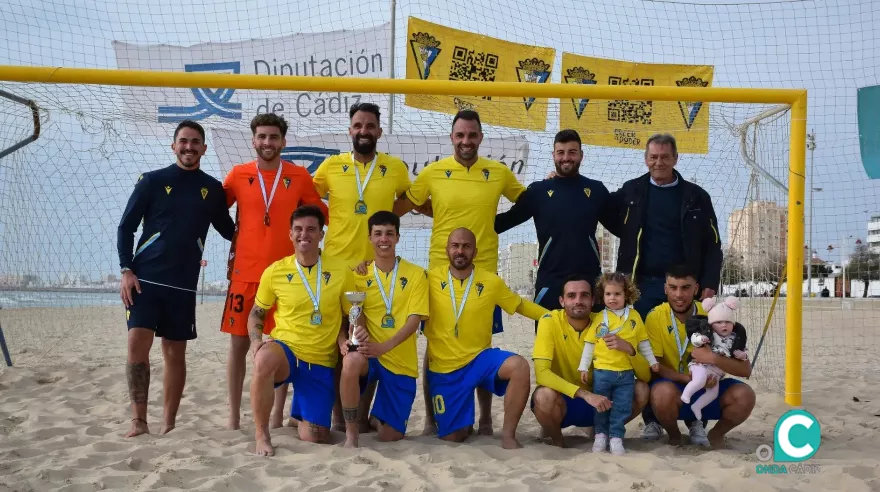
[592,433,608,453]
[610,437,626,455]
[641,421,664,441]
[688,420,710,447]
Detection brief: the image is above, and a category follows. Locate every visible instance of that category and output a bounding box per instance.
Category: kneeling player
[248,205,355,456]
[339,211,429,447]
[423,228,548,449]
[530,275,649,448]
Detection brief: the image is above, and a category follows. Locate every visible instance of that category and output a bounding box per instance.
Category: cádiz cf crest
[516,58,552,110]
[563,66,597,119]
[675,76,709,129]
[410,32,441,80]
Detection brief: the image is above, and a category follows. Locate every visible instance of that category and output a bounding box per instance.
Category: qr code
[449,46,499,100]
[606,76,655,125]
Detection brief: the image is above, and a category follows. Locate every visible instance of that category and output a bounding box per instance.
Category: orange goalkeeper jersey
[223,160,329,283]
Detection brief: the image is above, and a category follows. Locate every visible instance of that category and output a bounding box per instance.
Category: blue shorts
[650,377,743,421]
[359,358,416,434]
[273,341,335,429]
[426,348,515,438]
[125,281,197,341]
[530,392,595,428]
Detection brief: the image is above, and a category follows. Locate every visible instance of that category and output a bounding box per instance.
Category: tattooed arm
[248,305,267,362]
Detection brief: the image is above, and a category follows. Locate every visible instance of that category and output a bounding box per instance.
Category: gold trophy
[345,291,366,353]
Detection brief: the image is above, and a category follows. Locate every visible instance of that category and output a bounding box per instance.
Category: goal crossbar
[0,65,807,406]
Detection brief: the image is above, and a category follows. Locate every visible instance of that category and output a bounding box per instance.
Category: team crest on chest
[547,189,554,197]
[379,165,387,177]
[440,281,447,290]
[165,186,172,195]
[584,187,591,197]
[444,170,452,178]
[482,169,489,181]
[286,273,294,282]
[248,177,254,185]
[366,279,373,287]
[342,165,349,173]
[400,277,408,290]
[200,187,208,200]
[475,282,484,296]
[667,325,674,333]
[283,177,291,189]
[322,272,332,285]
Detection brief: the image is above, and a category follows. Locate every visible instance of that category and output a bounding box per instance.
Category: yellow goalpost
[0,65,807,406]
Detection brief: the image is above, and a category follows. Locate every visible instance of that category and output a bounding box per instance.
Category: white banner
[112,24,390,132]
[211,129,531,228]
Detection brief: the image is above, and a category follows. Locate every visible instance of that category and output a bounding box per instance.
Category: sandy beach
[1,301,879,491]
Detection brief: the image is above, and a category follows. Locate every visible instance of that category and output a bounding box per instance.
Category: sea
[0,290,226,309]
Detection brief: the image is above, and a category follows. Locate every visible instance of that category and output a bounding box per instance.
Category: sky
[0,0,878,285]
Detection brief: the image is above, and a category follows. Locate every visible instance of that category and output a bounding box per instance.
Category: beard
[554,160,580,177]
[451,255,472,269]
[352,134,377,155]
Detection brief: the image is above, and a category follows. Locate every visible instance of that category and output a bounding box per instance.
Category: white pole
[387,0,397,134]
[806,131,816,297]
[841,239,847,298]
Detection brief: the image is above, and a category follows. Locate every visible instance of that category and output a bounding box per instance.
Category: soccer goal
[0,64,807,404]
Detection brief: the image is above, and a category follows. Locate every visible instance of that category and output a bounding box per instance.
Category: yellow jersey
[313,152,411,266]
[645,301,707,376]
[584,308,649,373]
[404,156,525,271]
[353,258,429,378]
[255,253,355,367]
[533,310,592,398]
[424,265,523,373]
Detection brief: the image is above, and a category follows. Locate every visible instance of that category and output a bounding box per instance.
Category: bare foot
[160,421,176,435]
[227,416,241,431]
[478,419,494,436]
[254,437,275,457]
[667,433,684,446]
[286,417,300,428]
[501,436,523,449]
[550,436,565,447]
[343,436,359,449]
[125,418,149,438]
[707,429,726,449]
[419,422,437,436]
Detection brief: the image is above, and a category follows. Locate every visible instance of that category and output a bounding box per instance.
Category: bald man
[421,228,549,448]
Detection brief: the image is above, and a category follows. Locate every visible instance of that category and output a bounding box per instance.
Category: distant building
[728,200,788,268]
[868,215,880,253]
[499,242,538,296]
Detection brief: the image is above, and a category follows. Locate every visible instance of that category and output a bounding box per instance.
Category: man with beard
[311,102,413,431]
[393,110,527,436]
[118,120,235,437]
[423,228,547,449]
[495,129,617,320]
[221,113,329,431]
[643,264,755,448]
[530,274,649,447]
[313,102,414,267]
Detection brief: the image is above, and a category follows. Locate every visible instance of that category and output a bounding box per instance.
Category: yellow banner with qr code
[405,17,556,131]
[559,52,714,154]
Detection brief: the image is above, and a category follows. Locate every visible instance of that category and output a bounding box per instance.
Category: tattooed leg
[125,328,154,438]
[299,420,330,444]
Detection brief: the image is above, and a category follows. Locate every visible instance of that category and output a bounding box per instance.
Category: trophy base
[347,343,360,353]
